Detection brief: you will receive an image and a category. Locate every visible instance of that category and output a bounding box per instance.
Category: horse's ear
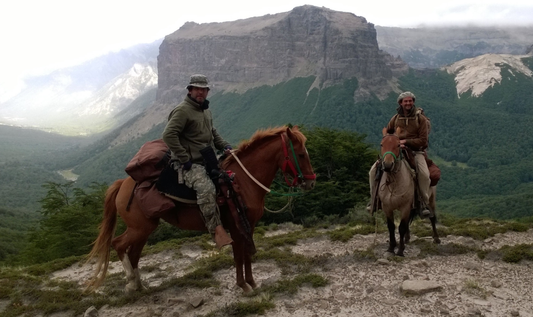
[382,127,388,136]
[286,126,294,138]
[395,126,402,136]
[292,125,300,132]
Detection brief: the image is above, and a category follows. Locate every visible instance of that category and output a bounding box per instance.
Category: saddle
[154,150,256,255]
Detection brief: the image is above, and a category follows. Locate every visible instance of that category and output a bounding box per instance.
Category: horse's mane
[222,126,306,168]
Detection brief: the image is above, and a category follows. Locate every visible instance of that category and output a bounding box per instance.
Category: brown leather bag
[134,181,175,218]
[125,139,170,183]
[126,139,175,218]
[425,155,441,187]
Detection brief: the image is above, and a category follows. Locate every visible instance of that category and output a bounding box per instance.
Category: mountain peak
[444,53,533,97]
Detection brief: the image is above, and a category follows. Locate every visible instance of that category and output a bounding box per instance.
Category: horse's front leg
[232,238,253,293]
[397,219,409,257]
[386,214,397,254]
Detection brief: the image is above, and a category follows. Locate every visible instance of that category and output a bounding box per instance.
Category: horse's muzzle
[301,179,316,191]
[382,161,395,173]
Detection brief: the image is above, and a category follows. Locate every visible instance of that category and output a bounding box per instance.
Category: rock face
[156,5,408,106]
[444,53,533,97]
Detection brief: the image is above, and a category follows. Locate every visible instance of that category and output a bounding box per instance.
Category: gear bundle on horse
[86,126,316,294]
[373,127,440,256]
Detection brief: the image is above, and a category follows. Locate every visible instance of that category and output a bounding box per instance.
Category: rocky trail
[40,224,533,317]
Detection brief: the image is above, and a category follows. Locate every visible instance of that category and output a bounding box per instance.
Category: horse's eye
[299,154,305,159]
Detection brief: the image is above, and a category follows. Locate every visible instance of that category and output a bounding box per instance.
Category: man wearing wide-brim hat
[162,74,233,249]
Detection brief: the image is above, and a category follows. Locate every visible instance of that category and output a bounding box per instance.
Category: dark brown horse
[86,126,316,293]
[378,127,440,256]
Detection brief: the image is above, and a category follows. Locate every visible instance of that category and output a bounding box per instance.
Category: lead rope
[230,151,297,213]
[373,210,379,246]
[230,151,271,193]
[264,188,295,214]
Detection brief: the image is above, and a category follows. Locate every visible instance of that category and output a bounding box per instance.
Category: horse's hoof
[239,283,254,294]
[434,238,441,244]
[124,284,137,294]
[396,252,405,257]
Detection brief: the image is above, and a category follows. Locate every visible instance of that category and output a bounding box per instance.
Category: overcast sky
[1,0,533,101]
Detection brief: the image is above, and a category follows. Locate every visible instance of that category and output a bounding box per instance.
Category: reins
[229,132,315,212]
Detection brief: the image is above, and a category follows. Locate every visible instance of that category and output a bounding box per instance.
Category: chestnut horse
[378,127,440,256]
[87,126,316,293]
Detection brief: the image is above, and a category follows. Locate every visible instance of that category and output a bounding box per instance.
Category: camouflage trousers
[182,164,221,234]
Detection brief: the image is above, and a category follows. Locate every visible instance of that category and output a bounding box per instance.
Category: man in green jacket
[162,74,233,249]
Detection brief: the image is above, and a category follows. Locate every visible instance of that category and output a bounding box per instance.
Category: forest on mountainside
[1,58,533,262]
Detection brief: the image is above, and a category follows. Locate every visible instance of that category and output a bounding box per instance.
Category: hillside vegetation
[1,56,533,265]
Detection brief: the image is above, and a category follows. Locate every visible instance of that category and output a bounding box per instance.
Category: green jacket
[162,96,229,165]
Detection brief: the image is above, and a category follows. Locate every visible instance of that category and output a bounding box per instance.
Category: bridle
[380,134,402,172]
[230,132,316,193]
[280,133,316,186]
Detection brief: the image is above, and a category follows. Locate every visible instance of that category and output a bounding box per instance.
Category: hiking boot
[214,225,233,250]
[420,208,431,218]
[366,200,381,213]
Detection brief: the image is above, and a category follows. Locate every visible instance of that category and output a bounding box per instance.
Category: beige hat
[397,91,416,104]
[186,74,210,90]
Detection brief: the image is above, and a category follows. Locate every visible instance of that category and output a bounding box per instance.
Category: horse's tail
[85,178,124,291]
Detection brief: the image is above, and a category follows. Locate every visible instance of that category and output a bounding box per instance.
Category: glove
[224,145,233,155]
[182,160,192,171]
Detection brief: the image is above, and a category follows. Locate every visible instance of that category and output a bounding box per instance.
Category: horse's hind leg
[386,215,397,254]
[430,216,441,244]
[428,186,440,244]
[112,224,157,293]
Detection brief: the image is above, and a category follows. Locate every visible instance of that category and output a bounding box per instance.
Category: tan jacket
[386,106,429,151]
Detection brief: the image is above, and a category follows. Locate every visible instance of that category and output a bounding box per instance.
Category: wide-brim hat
[186,74,210,90]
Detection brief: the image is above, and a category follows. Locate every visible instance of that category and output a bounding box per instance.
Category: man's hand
[224,145,233,156]
[400,139,407,148]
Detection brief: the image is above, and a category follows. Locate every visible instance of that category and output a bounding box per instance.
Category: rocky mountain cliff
[156,5,407,106]
[1,6,532,138]
[109,5,409,146]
